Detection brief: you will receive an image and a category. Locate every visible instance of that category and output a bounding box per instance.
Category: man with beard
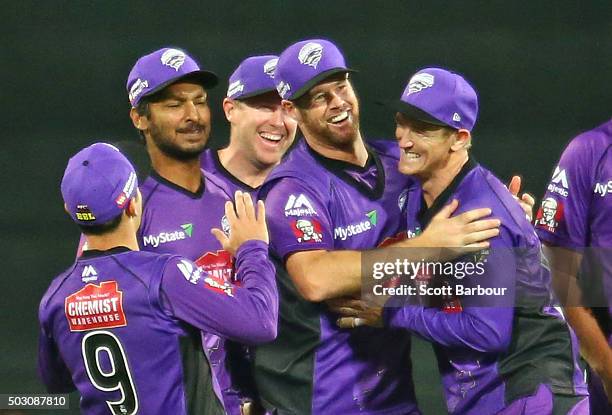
[201,54,297,194]
[252,39,505,415]
[126,47,279,415]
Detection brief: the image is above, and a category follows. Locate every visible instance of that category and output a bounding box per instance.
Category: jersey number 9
[81,330,139,415]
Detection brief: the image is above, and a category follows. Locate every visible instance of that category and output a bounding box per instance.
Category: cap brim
[289,67,357,101]
[137,70,219,104]
[382,100,449,128]
[234,87,278,101]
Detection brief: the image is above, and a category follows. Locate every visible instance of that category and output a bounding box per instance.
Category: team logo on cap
[129,78,149,103]
[263,58,278,79]
[161,49,186,71]
[407,73,435,95]
[298,42,323,69]
[227,80,245,98]
[277,81,291,99]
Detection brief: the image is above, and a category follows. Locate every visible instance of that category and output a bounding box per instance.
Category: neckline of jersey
[150,169,205,199]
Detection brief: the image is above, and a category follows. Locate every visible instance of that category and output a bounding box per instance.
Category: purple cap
[61,143,138,226]
[395,67,478,131]
[126,47,218,107]
[226,55,279,100]
[274,39,355,100]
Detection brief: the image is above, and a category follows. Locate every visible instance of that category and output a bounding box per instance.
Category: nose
[395,125,413,148]
[184,101,201,122]
[328,90,345,109]
[269,106,285,128]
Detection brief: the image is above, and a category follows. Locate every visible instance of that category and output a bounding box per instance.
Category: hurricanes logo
[227,80,245,97]
[298,42,323,68]
[407,73,435,95]
[161,49,186,71]
[263,58,278,79]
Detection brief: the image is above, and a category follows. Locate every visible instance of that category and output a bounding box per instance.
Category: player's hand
[211,191,268,256]
[507,175,536,222]
[417,199,500,259]
[328,297,384,328]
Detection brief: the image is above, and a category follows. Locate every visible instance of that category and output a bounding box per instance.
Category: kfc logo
[535,197,564,232]
[292,219,323,243]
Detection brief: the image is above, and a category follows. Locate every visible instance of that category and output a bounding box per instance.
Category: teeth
[260,132,282,142]
[404,152,420,159]
[330,111,349,123]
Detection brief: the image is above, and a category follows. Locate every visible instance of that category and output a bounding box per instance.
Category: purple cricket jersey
[387,158,588,414]
[535,119,612,414]
[137,168,271,415]
[254,139,421,415]
[38,241,276,415]
[201,148,260,197]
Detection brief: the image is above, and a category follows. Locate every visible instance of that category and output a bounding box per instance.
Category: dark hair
[77,213,123,236]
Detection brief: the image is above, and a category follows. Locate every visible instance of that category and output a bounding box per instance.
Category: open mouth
[328,111,350,125]
[259,132,283,143]
[403,151,421,159]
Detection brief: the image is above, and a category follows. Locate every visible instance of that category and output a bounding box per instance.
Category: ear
[222,98,236,122]
[125,189,141,218]
[129,107,148,132]
[282,99,300,123]
[64,203,70,214]
[450,129,471,151]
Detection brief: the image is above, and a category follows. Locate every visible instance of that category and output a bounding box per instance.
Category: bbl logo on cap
[407,73,434,95]
[161,49,186,71]
[76,204,96,222]
[298,42,323,69]
[263,58,278,79]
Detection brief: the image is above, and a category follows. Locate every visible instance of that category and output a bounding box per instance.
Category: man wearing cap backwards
[535,118,612,414]
[201,54,297,193]
[38,143,276,414]
[338,68,590,414]
[251,39,512,415]
[126,48,283,414]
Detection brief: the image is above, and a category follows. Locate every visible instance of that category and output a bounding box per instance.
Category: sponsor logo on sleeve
[160,49,186,71]
[81,265,98,283]
[547,166,569,197]
[65,281,127,332]
[407,73,434,95]
[298,42,323,68]
[535,197,564,233]
[594,180,612,197]
[292,218,323,243]
[204,274,234,297]
[176,259,202,284]
[284,194,317,217]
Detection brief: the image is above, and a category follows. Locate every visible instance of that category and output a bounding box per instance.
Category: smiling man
[252,39,504,415]
[126,48,279,415]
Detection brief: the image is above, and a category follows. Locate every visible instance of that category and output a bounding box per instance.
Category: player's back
[38,248,224,415]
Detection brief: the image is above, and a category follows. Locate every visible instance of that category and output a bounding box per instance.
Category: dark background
[2,1,611,413]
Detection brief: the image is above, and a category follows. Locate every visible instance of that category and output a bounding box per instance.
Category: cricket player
[38,143,276,414]
[535,120,612,414]
[253,39,505,415]
[338,67,590,414]
[201,55,297,193]
[126,47,279,414]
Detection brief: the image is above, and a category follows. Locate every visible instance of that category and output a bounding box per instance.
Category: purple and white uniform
[138,168,271,414]
[38,242,276,415]
[388,158,589,414]
[536,119,612,414]
[254,139,420,415]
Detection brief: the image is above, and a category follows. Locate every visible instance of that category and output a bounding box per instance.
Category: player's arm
[543,243,612,400]
[161,192,278,345]
[286,199,500,302]
[37,318,75,393]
